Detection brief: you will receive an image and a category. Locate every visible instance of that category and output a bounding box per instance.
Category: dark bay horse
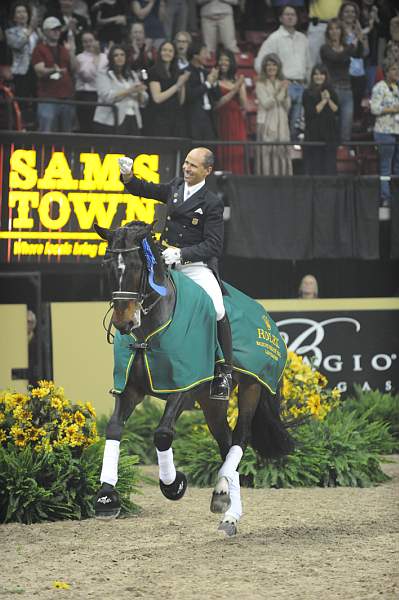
[94,220,294,536]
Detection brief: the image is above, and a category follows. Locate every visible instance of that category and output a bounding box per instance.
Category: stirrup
[210,372,232,401]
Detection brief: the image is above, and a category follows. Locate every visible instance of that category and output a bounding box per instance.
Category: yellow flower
[50,397,63,411]
[0,429,6,443]
[13,405,32,422]
[74,411,85,427]
[52,581,71,590]
[85,402,96,418]
[0,411,5,425]
[10,425,28,447]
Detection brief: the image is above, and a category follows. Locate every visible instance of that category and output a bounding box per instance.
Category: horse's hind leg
[198,393,233,517]
[95,386,143,519]
[154,392,188,501]
[217,378,262,536]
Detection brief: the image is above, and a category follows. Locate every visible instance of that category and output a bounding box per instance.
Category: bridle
[102,242,169,343]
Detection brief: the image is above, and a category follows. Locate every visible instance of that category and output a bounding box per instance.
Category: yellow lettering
[13,241,44,255]
[79,153,124,191]
[38,191,71,229]
[121,195,156,226]
[133,154,160,183]
[37,152,78,190]
[9,191,40,228]
[69,192,120,229]
[9,149,37,190]
[257,328,266,340]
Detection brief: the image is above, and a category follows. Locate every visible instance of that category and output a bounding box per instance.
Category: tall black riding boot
[210,314,233,401]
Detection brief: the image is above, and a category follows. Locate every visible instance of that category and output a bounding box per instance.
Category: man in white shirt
[255,4,311,139]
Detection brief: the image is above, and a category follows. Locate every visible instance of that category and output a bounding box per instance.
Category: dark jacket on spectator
[185,64,221,139]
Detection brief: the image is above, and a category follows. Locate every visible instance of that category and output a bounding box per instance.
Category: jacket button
[165,227,169,232]
[179,233,183,237]
[167,216,171,221]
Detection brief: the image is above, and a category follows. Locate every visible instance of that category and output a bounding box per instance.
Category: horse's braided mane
[114,220,150,247]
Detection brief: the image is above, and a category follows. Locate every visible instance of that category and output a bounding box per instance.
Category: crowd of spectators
[0,0,398,201]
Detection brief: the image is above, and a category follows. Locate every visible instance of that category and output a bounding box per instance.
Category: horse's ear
[94,224,114,242]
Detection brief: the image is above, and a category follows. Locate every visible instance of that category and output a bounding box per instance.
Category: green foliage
[342,387,399,451]
[173,406,395,489]
[0,441,142,524]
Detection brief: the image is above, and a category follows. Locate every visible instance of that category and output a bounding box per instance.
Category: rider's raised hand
[162,247,181,265]
[118,156,133,175]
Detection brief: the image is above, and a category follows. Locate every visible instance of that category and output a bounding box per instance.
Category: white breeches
[175,262,225,321]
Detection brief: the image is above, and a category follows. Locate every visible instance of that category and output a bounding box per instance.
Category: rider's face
[182,150,211,186]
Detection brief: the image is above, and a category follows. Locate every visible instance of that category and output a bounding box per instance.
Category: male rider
[118,147,232,401]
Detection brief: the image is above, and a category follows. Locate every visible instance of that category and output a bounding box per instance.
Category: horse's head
[95,221,168,335]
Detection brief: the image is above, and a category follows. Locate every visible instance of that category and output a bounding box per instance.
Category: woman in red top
[215,49,248,175]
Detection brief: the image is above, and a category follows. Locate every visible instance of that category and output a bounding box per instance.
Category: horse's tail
[250,385,295,459]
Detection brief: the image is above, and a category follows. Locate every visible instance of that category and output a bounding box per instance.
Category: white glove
[162,247,181,265]
[118,156,133,176]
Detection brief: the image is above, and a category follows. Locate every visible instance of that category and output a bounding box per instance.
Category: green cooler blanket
[113,270,287,396]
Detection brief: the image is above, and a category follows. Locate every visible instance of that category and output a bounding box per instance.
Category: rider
[118,147,232,401]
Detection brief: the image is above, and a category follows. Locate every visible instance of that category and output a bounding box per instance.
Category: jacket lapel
[178,186,207,213]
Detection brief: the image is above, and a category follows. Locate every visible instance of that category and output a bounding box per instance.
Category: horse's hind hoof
[159,471,187,501]
[94,484,121,520]
[218,517,237,537]
[210,477,231,513]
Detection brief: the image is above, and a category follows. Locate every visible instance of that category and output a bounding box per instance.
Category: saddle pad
[113,271,287,396]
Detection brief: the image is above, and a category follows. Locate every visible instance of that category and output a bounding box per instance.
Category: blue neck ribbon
[142,238,168,297]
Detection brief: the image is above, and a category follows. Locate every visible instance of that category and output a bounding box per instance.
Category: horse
[94,220,294,536]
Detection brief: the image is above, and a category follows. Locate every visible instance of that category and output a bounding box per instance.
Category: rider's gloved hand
[118,156,133,176]
[162,247,181,265]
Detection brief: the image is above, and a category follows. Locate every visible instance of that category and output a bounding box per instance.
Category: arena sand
[1,458,398,600]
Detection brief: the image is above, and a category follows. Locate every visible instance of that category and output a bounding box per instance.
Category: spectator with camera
[75,30,107,132]
[370,60,399,207]
[31,16,77,132]
[5,1,39,127]
[93,44,148,135]
[147,40,190,136]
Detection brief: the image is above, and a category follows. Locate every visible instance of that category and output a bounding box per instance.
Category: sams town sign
[1,149,160,261]
[265,300,399,395]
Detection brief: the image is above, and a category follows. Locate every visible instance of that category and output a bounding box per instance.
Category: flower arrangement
[227,351,341,428]
[0,380,98,454]
[281,351,341,420]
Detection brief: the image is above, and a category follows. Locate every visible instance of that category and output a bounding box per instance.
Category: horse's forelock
[112,221,149,249]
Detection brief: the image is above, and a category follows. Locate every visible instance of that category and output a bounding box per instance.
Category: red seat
[244,30,268,48]
[235,51,254,68]
[237,67,257,88]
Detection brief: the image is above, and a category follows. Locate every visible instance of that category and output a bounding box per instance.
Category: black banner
[265,299,399,394]
[226,175,380,260]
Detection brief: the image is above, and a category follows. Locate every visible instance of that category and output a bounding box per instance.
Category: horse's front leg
[95,386,143,519]
[154,392,188,501]
[216,378,261,536]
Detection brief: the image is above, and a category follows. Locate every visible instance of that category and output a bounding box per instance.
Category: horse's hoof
[159,471,187,501]
[210,477,231,513]
[218,517,237,537]
[94,484,121,519]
